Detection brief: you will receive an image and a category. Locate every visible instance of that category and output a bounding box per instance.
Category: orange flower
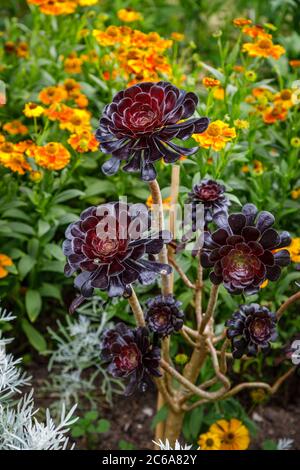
[16,41,29,58]
[3,120,28,135]
[233,18,252,27]
[44,103,74,122]
[289,59,300,68]
[243,38,285,60]
[15,140,36,153]
[0,253,13,279]
[242,25,271,39]
[263,106,287,124]
[4,41,16,54]
[64,53,83,74]
[202,77,221,88]
[35,0,78,16]
[0,142,31,174]
[39,86,67,105]
[171,32,184,41]
[146,195,172,210]
[62,78,81,95]
[193,120,236,151]
[68,131,98,153]
[291,188,300,200]
[32,142,71,170]
[117,8,143,23]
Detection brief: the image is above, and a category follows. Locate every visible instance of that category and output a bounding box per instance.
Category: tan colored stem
[148,179,172,296]
[195,256,203,328]
[168,257,196,289]
[154,392,166,442]
[200,284,219,333]
[127,288,145,327]
[277,291,300,321]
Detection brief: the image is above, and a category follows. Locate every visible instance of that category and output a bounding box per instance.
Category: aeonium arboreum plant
[63,81,300,449]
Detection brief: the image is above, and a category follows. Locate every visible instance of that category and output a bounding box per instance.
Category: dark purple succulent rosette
[201,203,291,295]
[145,295,184,337]
[101,322,161,395]
[186,179,230,229]
[96,81,209,182]
[63,202,172,313]
[226,303,277,358]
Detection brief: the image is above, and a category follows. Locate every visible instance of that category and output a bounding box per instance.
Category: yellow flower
[23,102,45,118]
[0,254,13,279]
[242,38,285,60]
[3,120,28,135]
[16,41,29,58]
[285,238,300,263]
[29,170,43,182]
[260,279,269,289]
[174,354,188,365]
[146,195,172,210]
[193,120,236,151]
[0,141,32,174]
[234,119,249,129]
[59,108,91,133]
[291,188,300,200]
[209,419,250,450]
[202,77,221,88]
[117,8,143,23]
[244,70,257,82]
[31,142,71,170]
[250,388,268,404]
[78,0,98,5]
[64,53,83,74]
[198,432,221,450]
[213,86,225,100]
[39,86,68,105]
[291,137,300,148]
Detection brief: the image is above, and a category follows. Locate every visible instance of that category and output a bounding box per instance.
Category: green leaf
[21,319,47,352]
[262,439,277,450]
[7,222,35,235]
[151,404,168,430]
[53,190,84,204]
[83,181,115,198]
[39,283,62,301]
[71,426,85,438]
[18,255,36,280]
[118,439,135,450]
[25,289,42,322]
[38,220,51,237]
[85,410,99,422]
[96,419,110,433]
[45,243,64,261]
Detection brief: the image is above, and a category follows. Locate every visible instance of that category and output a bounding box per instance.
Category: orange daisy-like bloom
[285,238,300,263]
[171,32,184,41]
[68,130,98,153]
[263,105,287,124]
[3,120,28,135]
[64,53,83,74]
[242,160,264,175]
[209,419,250,450]
[242,38,285,60]
[242,25,271,39]
[44,103,74,122]
[0,253,13,279]
[32,142,71,170]
[16,42,29,58]
[36,0,78,16]
[289,59,300,68]
[117,8,143,23]
[59,108,91,133]
[202,77,221,88]
[14,140,36,153]
[0,141,32,174]
[39,86,67,105]
[233,18,252,27]
[291,188,300,200]
[193,120,236,151]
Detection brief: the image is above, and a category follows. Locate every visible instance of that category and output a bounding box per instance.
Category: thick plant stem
[148,179,172,296]
[277,291,300,320]
[154,392,166,443]
[127,287,145,327]
[164,407,185,445]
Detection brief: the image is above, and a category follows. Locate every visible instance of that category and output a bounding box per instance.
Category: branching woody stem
[127,287,145,327]
[276,291,300,321]
[200,284,219,333]
[168,257,196,289]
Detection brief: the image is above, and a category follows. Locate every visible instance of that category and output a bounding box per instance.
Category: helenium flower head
[101,322,161,395]
[201,203,291,295]
[96,81,209,181]
[226,303,277,358]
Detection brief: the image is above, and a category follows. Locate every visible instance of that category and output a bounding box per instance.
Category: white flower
[277,438,294,450]
[153,439,193,450]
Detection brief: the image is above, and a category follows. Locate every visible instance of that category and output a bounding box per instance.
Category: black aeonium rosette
[201,203,291,295]
[145,295,184,337]
[63,202,172,312]
[101,322,161,395]
[226,303,277,358]
[96,81,209,181]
